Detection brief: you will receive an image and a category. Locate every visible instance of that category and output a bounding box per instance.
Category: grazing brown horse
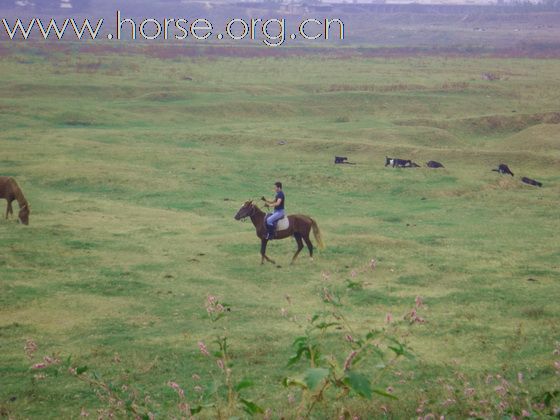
[0,176,30,225]
[234,201,324,265]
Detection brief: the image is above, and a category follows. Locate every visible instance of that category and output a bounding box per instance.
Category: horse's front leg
[260,239,275,265]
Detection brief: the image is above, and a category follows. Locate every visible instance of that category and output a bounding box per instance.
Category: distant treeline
[507,0,560,11]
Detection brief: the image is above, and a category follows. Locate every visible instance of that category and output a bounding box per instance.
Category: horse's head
[234,201,256,221]
[18,203,30,225]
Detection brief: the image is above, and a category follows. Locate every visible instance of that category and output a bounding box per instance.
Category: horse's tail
[310,218,325,250]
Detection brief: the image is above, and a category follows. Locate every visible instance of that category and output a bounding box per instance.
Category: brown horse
[234,201,324,265]
[0,176,30,225]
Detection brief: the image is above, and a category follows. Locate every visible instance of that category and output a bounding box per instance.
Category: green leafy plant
[283,286,413,418]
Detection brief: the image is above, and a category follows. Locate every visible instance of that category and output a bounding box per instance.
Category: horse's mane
[251,203,265,214]
[9,178,28,207]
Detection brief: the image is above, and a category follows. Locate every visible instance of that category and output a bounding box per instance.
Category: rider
[261,182,285,240]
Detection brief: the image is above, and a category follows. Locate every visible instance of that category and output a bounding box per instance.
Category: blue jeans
[267,209,285,226]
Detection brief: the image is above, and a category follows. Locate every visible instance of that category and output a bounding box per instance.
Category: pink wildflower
[343,350,358,371]
[415,296,423,308]
[217,359,225,371]
[345,334,354,343]
[32,363,46,369]
[385,312,394,324]
[522,410,531,417]
[192,373,200,381]
[80,408,90,417]
[43,355,60,366]
[24,339,38,359]
[167,381,185,399]
[205,295,224,315]
[350,270,357,277]
[198,341,210,356]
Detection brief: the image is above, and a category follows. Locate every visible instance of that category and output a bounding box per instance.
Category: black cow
[426,160,444,168]
[521,177,543,187]
[385,157,412,168]
[334,156,355,165]
[492,164,514,176]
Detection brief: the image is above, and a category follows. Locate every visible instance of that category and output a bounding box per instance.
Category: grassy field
[1,44,559,418]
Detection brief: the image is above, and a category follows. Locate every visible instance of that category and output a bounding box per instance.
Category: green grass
[0,44,559,418]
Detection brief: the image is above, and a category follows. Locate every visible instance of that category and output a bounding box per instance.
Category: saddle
[265,214,290,232]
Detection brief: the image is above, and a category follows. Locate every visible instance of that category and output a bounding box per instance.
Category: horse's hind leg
[303,235,314,261]
[291,233,304,265]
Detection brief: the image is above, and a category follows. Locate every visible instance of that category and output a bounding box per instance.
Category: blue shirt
[275,191,285,210]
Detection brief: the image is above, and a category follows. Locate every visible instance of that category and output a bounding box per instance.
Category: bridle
[244,204,257,218]
[238,203,257,221]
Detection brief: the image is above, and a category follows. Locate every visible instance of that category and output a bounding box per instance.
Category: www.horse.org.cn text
[1,11,345,47]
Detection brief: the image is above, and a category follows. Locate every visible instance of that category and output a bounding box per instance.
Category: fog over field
[1,0,560,49]
[1,0,559,418]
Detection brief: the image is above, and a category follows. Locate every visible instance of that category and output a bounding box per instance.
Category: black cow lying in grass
[492,164,514,176]
[385,157,417,168]
[426,160,444,168]
[521,177,543,187]
[334,156,356,165]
